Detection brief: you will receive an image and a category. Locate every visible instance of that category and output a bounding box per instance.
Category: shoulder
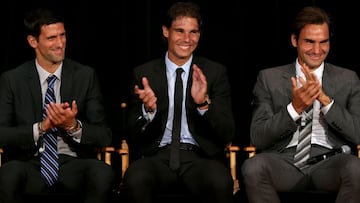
[62,58,98,78]
[192,56,226,70]
[324,63,359,82]
[325,62,357,75]
[1,60,35,78]
[134,58,163,73]
[258,63,294,78]
[63,58,94,71]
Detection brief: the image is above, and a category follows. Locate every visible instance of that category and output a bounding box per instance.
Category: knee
[343,158,360,183]
[241,156,265,177]
[0,161,24,181]
[88,164,115,188]
[209,171,233,191]
[123,166,152,188]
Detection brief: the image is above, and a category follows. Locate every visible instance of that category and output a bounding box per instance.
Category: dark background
[1,0,359,149]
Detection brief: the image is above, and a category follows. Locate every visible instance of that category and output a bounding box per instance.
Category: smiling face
[27,22,66,72]
[291,23,330,70]
[162,16,200,66]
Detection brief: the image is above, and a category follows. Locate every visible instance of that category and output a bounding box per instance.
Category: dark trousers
[241,145,360,203]
[0,154,115,203]
[123,146,234,203]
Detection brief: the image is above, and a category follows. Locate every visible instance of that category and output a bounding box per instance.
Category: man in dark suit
[241,6,360,202]
[123,2,235,203]
[0,8,115,203]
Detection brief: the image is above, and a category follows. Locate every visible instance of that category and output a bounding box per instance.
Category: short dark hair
[163,1,202,32]
[291,6,331,41]
[24,8,64,39]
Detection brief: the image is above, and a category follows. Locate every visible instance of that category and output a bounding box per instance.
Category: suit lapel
[154,61,171,126]
[153,60,169,114]
[59,60,74,103]
[322,64,335,97]
[27,62,43,120]
[282,64,296,102]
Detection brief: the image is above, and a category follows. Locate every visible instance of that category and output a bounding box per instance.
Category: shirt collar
[35,59,63,84]
[165,51,192,74]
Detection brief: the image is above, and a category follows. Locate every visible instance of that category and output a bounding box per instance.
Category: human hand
[301,63,332,106]
[191,64,208,105]
[291,63,321,113]
[45,100,78,131]
[134,77,157,112]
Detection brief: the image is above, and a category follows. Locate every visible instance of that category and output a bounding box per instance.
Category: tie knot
[47,75,57,87]
[176,68,183,76]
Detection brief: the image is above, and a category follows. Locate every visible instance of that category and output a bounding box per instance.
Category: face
[27,22,66,71]
[162,16,200,66]
[291,23,330,70]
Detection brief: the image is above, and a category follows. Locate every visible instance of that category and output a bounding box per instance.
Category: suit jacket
[127,55,235,161]
[250,62,360,153]
[0,58,112,160]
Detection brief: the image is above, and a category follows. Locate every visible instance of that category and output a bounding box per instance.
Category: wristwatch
[38,122,45,136]
[196,94,211,107]
[67,120,81,134]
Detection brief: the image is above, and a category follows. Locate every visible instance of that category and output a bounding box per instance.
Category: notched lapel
[59,63,74,103]
[28,65,43,120]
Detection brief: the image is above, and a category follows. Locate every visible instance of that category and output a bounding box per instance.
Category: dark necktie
[40,75,59,186]
[294,106,313,170]
[169,68,184,170]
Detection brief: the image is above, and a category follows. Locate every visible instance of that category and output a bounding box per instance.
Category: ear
[291,34,297,47]
[162,25,169,38]
[27,35,37,48]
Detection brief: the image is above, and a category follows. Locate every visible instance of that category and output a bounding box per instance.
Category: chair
[242,144,360,203]
[0,148,2,167]
[227,144,241,195]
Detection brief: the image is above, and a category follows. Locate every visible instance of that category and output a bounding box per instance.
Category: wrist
[145,107,154,113]
[67,120,81,134]
[196,94,211,108]
[320,95,333,106]
[198,104,209,110]
[38,122,45,136]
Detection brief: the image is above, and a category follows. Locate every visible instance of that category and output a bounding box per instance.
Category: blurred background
[1,0,359,149]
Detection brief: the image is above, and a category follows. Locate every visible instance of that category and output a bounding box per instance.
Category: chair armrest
[226,144,240,194]
[96,147,115,165]
[117,140,129,178]
[0,148,3,167]
[95,140,129,178]
[243,145,256,158]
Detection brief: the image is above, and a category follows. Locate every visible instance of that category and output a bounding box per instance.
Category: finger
[142,77,149,89]
[192,64,202,75]
[52,103,65,115]
[310,72,318,81]
[46,107,60,124]
[148,96,157,109]
[298,76,306,86]
[71,100,78,114]
[192,64,199,71]
[291,77,297,90]
[134,85,141,94]
[301,66,311,80]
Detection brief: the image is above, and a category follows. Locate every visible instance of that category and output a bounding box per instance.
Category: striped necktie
[294,106,313,170]
[40,75,59,186]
